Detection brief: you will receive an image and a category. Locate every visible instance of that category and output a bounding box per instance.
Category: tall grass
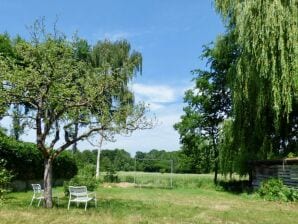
[117,172,216,189]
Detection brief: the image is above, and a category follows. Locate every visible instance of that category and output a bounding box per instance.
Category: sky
[0,0,224,155]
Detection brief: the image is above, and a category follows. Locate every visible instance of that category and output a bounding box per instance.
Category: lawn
[1,174,298,224]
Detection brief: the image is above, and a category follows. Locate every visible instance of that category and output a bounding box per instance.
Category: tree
[0,24,151,207]
[0,34,27,140]
[175,33,237,183]
[88,39,143,178]
[215,0,298,174]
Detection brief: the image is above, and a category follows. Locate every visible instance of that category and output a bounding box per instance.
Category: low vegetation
[1,173,297,224]
[258,178,298,202]
[0,159,13,203]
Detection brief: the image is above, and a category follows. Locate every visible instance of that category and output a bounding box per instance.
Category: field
[1,173,298,224]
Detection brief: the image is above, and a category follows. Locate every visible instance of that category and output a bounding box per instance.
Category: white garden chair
[68,186,97,211]
[30,184,44,207]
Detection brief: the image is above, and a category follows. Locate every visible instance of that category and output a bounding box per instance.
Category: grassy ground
[1,174,298,224]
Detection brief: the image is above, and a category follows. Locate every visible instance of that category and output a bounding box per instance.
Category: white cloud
[92,27,155,42]
[87,108,183,155]
[132,83,176,104]
[148,102,164,111]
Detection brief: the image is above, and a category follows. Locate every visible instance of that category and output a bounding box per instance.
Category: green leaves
[0,27,150,158]
[214,0,298,173]
[175,35,235,176]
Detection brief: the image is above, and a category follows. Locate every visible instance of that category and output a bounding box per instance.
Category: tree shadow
[218,180,254,194]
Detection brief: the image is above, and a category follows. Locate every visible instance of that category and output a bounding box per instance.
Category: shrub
[258,178,298,202]
[0,159,13,203]
[63,164,99,196]
[0,133,77,181]
[104,167,119,183]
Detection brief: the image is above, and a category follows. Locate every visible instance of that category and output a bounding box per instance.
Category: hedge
[0,133,77,180]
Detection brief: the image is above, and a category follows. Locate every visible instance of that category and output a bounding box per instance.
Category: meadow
[1,173,298,224]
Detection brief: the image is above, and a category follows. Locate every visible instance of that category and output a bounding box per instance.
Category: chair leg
[29,197,34,206]
[85,202,88,211]
[94,198,97,208]
[38,198,42,207]
[67,200,71,210]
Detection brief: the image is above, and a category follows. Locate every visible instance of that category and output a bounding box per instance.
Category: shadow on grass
[217,180,254,194]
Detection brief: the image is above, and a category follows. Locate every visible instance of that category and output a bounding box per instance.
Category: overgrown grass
[1,173,297,224]
[117,171,216,189]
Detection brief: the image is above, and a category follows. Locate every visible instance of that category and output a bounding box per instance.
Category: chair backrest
[32,184,42,194]
[69,186,88,198]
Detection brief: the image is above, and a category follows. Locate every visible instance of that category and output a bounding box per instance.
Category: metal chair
[68,186,97,211]
[30,184,44,207]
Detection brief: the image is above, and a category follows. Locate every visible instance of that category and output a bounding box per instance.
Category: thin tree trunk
[44,157,53,208]
[72,122,79,153]
[214,159,218,184]
[96,135,104,179]
[212,135,219,185]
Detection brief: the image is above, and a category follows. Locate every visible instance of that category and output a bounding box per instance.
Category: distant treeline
[0,129,211,179]
[74,149,195,174]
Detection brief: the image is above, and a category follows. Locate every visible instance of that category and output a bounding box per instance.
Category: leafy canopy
[0,28,150,160]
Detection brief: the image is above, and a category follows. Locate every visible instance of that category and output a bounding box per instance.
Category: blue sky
[0,0,224,154]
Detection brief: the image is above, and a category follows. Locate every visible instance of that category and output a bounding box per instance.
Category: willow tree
[0,28,151,207]
[215,0,298,173]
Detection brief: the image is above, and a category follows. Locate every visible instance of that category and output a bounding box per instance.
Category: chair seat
[71,197,93,202]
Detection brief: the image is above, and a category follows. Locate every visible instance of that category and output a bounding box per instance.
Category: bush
[104,167,119,183]
[63,176,99,196]
[0,133,77,180]
[63,164,99,196]
[0,159,13,203]
[258,178,298,202]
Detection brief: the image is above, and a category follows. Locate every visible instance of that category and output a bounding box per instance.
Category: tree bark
[214,159,218,185]
[43,157,53,208]
[96,134,104,179]
[212,134,219,185]
[72,122,79,153]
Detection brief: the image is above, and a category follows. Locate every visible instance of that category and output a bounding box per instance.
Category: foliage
[174,33,237,181]
[0,159,13,203]
[73,148,193,174]
[103,167,119,183]
[0,132,77,180]
[218,119,239,176]
[0,20,152,207]
[258,178,298,202]
[63,164,99,196]
[215,0,298,174]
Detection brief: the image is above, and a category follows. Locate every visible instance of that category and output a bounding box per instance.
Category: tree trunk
[96,134,103,179]
[43,157,53,208]
[72,122,79,153]
[96,148,101,179]
[214,159,218,185]
[212,135,219,185]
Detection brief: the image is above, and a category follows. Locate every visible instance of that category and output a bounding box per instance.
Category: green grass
[117,171,246,189]
[1,173,298,224]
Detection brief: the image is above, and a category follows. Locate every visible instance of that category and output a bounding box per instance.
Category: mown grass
[1,173,298,224]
